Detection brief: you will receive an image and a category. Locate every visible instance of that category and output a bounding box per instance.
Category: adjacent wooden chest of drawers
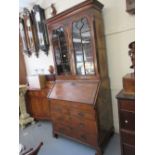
[116,90,135,155]
[26,82,54,120]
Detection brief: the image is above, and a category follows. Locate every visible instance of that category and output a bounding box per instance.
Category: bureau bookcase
[47,0,114,154]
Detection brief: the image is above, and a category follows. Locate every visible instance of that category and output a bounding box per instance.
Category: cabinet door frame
[47,12,99,80]
[48,22,73,76]
[70,14,99,77]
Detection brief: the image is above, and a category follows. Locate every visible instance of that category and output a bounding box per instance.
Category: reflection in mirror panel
[85,62,95,75]
[52,27,70,75]
[75,52,83,62]
[19,17,31,56]
[72,17,95,75]
[76,62,85,75]
[33,5,49,54]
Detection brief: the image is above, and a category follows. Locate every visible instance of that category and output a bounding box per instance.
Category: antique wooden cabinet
[26,82,54,120]
[116,90,135,155]
[47,0,114,154]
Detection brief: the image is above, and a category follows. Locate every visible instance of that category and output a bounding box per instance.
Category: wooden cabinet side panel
[95,82,114,146]
[25,92,32,115]
[94,11,109,79]
[41,98,50,118]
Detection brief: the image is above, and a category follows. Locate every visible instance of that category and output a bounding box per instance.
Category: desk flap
[49,80,99,104]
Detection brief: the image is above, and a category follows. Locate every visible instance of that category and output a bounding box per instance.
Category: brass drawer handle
[124,120,128,124]
[78,112,85,117]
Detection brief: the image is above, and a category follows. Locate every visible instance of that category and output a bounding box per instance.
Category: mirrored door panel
[52,27,70,75]
[72,17,95,75]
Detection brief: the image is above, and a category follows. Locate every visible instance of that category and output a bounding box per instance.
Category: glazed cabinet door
[71,16,96,76]
[48,15,98,78]
[51,24,71,76]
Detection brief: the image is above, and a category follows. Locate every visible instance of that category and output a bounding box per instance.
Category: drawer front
[122,144,135,155]
[51,104,70,115]
[51,113,72,124]
[51,100,70,108]
[70,109,95,121]
[54,123,97,147]
[67,101,94,112]
[54,123,73,136]
[52,113,97,135]
[121,131,135,145]
[51,99,94,113]
[75,131,98,147]
[70,116,97,134]
[119,100,135,112]
[120,111,135,131]
[50,100,95,121]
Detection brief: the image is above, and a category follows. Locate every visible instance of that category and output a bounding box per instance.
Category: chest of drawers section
[49,99,98,147]
[116,90,135,155]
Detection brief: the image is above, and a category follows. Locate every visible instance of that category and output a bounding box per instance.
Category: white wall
[24,46,54,75]
[22,0,135,133]
[100,0,135,133]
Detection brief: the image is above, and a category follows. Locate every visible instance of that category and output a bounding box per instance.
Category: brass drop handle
[124,120,128,124]
[78,112,85,117]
